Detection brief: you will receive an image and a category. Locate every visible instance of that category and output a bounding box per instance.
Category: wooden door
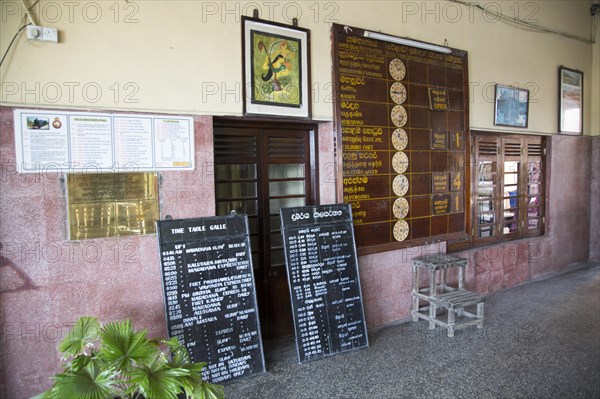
[214,121,318,338]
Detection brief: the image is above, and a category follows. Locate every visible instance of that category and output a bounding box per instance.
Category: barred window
[450,131,546,251]
[472,132,546,245]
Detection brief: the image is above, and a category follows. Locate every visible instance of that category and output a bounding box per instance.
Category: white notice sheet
[154,118,193,169]
[17,111,69,171]
[69,115,113,168]
[13,109,194,173]
[114,116,153,169]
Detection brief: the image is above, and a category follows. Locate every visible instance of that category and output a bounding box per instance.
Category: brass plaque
[431,129,448,150]
[449,131,465,150]
[428,87,450,111]
[67,173,159,240]
[451,192,464,214]
[431,194,451,215]
[450,171,463,191]
[432,172,449,193]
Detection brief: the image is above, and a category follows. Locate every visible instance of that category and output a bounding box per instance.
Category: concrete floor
[225,263,600,399]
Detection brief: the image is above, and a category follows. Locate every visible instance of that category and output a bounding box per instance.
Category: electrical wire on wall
[0,0,39,68]
[0,24,31,68]
[447,0,597,44]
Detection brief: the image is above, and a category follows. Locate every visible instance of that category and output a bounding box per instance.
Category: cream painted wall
[0,0,596,134]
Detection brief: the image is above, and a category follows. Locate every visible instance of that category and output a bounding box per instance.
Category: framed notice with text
[242,16,311,118]
[559,66,583,134]
[13,109,194,173]
[280,204,368,363]
[156,215,266,383]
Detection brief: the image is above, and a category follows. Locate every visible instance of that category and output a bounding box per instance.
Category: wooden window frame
[212,119,320,269]
[449,131,546,252]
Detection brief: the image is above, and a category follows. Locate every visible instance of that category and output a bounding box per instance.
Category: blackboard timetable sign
[156,215,265,384]
[332,24,470,252]
[280,204,369,363]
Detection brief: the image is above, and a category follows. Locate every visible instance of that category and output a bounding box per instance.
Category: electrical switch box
[26,25,58,43]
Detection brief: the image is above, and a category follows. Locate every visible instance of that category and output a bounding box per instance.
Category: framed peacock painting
[243,17,311,118]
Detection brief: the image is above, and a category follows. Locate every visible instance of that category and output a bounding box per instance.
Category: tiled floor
[225,263,600,399]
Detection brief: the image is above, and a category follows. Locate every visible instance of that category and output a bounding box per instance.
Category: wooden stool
[411,254,485,337]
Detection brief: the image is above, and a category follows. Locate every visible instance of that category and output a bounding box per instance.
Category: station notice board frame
[280,204,369,364]
[156,214,265,384]
[13,108,195,173]
[332,23,471,254]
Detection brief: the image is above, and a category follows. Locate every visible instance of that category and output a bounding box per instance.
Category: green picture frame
[242,17,311,118]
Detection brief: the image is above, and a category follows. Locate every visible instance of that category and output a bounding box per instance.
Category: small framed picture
[559,66,583,134]
[494,84,529,128]
[242,16,311,118]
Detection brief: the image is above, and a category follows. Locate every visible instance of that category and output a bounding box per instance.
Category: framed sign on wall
[494,84,529,128]
[558,66,583,135]
[331,24,470,253]
[13,109,195,173]
[242,16,311,118]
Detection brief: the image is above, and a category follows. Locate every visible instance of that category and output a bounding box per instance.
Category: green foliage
[278,75,292,88]
[98,320,154,371]
[35,317,225,399]
[50,362,119,399]
[58,316,100,357]
[192,381,226,399]
[259,81,275,95]
[127,354,189,399]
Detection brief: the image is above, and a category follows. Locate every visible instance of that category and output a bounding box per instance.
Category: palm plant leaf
[51,362,118,399]
[177,362,207,397]
[127,353,189,399]
[164,337,191,367]
[67,354,94,372]
[98,320,156,371]
[59,317,100,358]
[191,380,225,399]
[162,337,212,397]
[34,317,225,399]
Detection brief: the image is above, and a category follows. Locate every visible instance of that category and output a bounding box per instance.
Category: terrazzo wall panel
[590,136,600,262]
[0,107,214,398]
[0,110,595,398]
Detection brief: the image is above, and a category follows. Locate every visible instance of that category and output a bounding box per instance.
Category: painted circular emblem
[391,105,408,127]
[393,197,409,219]
[389,58,406,81]
[393,220,410,241]
[392,151,409,174]
[391,128,408,150]
[390,81,407,104]
[392,174,409,196]
[52,117,62,129]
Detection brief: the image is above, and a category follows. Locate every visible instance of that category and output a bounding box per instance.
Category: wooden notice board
[156,215,265,384]
[280,204,368,363]
[332,24,470,252]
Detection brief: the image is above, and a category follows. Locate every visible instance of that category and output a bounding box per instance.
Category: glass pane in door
[503,161,520,235]
[268,163,307,268]
[476,161,497,238]
[269,164,305,179]
[214,162,259,268]
[214,126,315,338]
[526,161,543,232]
